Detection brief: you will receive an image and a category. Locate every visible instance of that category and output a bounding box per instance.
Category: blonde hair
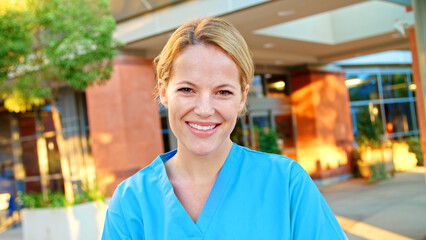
[153,17,254,97]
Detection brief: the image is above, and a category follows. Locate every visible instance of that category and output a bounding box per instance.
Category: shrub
[255,127,282,154]
[19,180,105,209]
[405,136,423,166]
[19,191,70,208]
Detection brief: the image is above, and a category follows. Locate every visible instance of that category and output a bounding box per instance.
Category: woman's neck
[165,140,233,184]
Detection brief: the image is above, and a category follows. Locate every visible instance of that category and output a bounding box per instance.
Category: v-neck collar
[157,143,240,237]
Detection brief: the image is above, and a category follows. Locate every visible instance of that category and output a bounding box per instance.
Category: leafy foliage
[255,127,282,154]
[230,120,244,145]
[19,191,70,208]
[74,179,106,204]
[0,0,120,112]
[0,8,33,89]
[19,181,106,208]
[368,162,388,182]
[356,107,383,148]
[4,88,45,112]
[404,136,423,166]
[2,0,119,204]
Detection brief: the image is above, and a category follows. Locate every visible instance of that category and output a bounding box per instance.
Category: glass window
[266,75,290,97]
[352,104,383,138]
[0,113,11,142]
[231,119,244,146]
[49,179,64,193]
[0,112,14,179]
[382,74,409,99]
[249,74,291,99]
[384,102,414,134]
[21,140,40,177]
[45,137,62,174]
[161,116,171,152]
[409,74,416,98]
[243,115,253,148]
[0,144,14,179]
[250,113,271,150]
[159,105,173,152]
[348,69,418,143]
[25,180,41,193]
[346,74,379,101]
[249,75,264,98]
[40,110,56,133]
[19,112,36,137]
[413,102,419,131]
[275,114,295,150]
[252,115,271,129]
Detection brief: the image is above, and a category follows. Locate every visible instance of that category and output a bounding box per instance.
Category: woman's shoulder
[234,144,306,177]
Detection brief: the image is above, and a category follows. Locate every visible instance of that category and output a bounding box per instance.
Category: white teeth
[188,123,216,131]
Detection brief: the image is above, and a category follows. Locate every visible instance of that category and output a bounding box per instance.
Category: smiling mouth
[187,123,218,131]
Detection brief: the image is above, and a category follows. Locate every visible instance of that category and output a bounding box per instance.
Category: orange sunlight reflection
[96,133,113,144]
[336,215,414,240]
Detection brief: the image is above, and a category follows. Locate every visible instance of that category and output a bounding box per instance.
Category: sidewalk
[0,167,425,240]
[320,167,426,240]
[0,226,21,240]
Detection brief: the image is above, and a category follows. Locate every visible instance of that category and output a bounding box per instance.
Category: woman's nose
[194,94,214,117]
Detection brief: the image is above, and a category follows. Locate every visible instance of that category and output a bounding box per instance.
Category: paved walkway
[0,167,425,240]
[0,226,21,240]
[320,167,426,240]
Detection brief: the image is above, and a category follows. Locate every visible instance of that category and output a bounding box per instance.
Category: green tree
[0,0,120,202]
[256,127,282,154]
[356,107,384,148]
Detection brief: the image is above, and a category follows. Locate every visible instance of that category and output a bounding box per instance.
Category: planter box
[22,201,107,240]
[359,147,395,179]
[358,161,372,179]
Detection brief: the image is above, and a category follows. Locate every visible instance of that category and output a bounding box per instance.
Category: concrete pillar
[412,0,426,178]
[86,55,164,196]
[290,69,354,180]
[408,28,426,168]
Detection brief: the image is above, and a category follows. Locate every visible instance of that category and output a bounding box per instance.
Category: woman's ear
[158,79,168,108]
[239,84,250,111]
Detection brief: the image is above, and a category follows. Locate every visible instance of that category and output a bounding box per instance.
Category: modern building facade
[337,50,419,138]
[88,0,425,192]
[1,0,425,201]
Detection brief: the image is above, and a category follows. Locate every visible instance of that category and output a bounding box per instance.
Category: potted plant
[355,107,394,181]
[255,127,283,154]
[19,180,108,240]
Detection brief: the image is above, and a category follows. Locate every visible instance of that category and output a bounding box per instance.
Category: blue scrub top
[102,143,347,239]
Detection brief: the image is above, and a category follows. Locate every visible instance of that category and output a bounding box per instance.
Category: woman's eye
[178,88,193,93]
[218,90,233,96]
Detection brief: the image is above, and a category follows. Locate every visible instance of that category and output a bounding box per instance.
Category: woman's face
[159,44,248,157]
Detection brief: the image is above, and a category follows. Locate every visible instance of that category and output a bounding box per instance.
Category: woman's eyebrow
[216,84,237,90]
[175,81,237,90]
[175,81,196,86]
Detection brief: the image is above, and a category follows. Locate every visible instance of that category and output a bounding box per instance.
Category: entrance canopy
[110,0,413,67]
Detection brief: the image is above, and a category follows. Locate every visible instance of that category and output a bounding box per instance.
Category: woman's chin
[188,147,215,157]
[180,140,229,157]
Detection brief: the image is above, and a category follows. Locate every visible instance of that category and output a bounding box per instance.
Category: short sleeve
[102,188,140,240]
[289,164,348,240]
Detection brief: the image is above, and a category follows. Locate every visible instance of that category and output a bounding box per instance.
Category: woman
[102,17,347,239]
